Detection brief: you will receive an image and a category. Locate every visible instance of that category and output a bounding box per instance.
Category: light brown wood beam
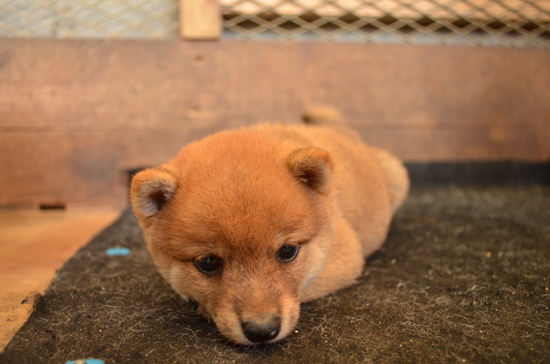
[180,0,221,40]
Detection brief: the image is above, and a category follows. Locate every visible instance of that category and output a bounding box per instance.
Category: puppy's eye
[277,244,299,263]
[194,255,223,276]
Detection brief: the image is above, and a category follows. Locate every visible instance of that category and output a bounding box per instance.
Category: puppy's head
[131,133,333,345]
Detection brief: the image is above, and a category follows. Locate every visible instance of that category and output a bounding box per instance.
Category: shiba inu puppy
[130,107,409,345]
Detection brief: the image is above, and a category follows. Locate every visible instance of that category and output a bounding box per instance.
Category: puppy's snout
[241,316,281,343]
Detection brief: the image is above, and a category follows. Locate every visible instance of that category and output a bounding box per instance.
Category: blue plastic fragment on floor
[106,246,131,256]
[65,360,104,364]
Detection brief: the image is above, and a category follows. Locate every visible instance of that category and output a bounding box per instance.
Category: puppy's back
[301,106,408,214]
[253,119,400,257]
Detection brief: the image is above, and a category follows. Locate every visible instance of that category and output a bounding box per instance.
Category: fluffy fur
[130,108,409,345]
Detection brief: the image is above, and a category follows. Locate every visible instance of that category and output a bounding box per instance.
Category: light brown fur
[130,108,409,345]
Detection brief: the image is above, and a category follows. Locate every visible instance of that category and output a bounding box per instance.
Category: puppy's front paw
[197,304,212,321]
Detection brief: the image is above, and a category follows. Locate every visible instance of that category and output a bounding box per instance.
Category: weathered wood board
[1,38,548,207]
[180,0,221,39]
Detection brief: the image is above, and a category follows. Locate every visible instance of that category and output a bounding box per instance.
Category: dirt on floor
[1,185,549,363]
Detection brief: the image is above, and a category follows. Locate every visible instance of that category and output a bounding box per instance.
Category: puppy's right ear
[130,167,177,219]
[287,147,333,194]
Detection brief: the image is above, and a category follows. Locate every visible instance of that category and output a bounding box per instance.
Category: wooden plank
[0,129,215,209]
[0,128,543,208]
[1,39,548,131]
[180,0,221,39]
[0,38,549,208]
[359,128,544,162]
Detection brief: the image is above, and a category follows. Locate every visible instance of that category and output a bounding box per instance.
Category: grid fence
[0,0,179,39]
[221,0,550,47]
[0,0,549,47]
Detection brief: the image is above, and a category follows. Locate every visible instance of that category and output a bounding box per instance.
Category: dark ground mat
[2,185,550,363]
[405,162,550,187]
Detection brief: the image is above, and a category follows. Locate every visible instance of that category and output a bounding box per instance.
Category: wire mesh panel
[0,0,178,39]
[0,0,549,47]
[221,0,550,47]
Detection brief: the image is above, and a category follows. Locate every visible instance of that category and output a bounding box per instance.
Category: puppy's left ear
[287,147,333,193]
[130,167,178,219]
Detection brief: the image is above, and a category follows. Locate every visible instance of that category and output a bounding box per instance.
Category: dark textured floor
[2,178,550,363]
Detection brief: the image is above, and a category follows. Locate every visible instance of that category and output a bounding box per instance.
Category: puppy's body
[131,109,409,345]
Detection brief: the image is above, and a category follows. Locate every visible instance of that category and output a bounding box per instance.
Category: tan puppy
[130,108,409,345]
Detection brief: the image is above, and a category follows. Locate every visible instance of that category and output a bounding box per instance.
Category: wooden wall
[1,38,549,208]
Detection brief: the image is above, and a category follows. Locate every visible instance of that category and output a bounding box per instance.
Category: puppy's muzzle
[241,315,281,343]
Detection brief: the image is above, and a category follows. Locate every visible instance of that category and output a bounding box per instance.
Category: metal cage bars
[0,0,549,47]
[220,0,550,47]
[0,0,179,39]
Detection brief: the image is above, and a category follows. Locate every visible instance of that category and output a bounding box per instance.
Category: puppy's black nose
[242,316,281,343]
